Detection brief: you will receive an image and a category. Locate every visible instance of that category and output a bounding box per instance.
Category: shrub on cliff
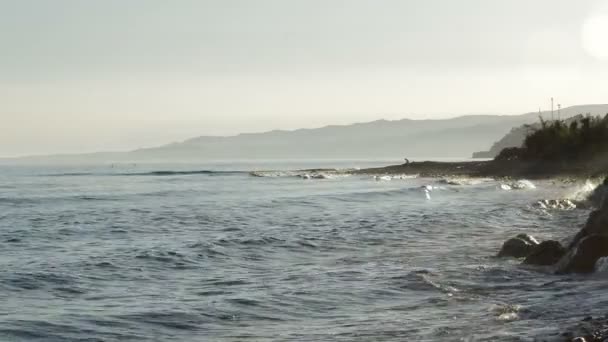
[495,147,525,161]
[498,114,608,161]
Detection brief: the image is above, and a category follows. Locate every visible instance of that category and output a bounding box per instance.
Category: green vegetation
[496,114,608,161]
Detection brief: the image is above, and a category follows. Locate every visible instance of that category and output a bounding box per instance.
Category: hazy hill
[472,125,535,159]
[6,104,608,163]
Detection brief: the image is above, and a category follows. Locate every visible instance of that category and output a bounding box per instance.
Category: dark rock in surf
[551,180,608,274]
[558,235,608,274]
[559,315,608,342]
[523,240,567,266]
[568,197,608,250]
[587,177,608,208]
[497,234,539,258]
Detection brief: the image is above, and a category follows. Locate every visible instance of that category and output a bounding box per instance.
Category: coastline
[355,159,607,180]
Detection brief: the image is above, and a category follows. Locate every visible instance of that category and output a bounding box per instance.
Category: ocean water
[0,161,604,341]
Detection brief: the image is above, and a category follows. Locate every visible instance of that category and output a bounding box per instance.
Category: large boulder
[523,240,567,266]
[497,234,539,258]
[568,207,608,249]
[557,235,608,274]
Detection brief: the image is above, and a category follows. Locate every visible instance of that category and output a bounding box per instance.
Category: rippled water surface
[0,161,603,341]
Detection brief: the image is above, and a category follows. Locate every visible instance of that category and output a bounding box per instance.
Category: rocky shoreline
[356,158,607,180]
[496,179,608,341]
[355,155,608,341]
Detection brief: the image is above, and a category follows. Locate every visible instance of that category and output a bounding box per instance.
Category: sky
[2,0,608,157]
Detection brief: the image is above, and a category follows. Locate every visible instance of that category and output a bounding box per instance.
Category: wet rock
[568,206,608,250]
[558,235,608,274]
[523,240,567,266]
[559,315,608,342]
[555,180,608,274]
[583,209,608,236]
[587,177,608,208]
[497,234,539,258]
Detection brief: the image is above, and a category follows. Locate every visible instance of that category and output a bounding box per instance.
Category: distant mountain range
[6,104,608,163]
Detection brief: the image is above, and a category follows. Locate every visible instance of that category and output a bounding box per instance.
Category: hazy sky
[2,0,608,156]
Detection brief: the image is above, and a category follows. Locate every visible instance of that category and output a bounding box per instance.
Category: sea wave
[120,170,246,176]
[3,164,605,341]
[43,170,247,177]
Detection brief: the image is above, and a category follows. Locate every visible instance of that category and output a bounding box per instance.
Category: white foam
[512,180,536,190]
[534,199,577,210]
[373,174,418,181]
[440,177,492,186]
[500,180,536,190]
[595,256,608,273]
[490,303,521,322]
[566,179,599,202]
[251,170,299,178]
[497,312,519,321]
[393,174,419,180]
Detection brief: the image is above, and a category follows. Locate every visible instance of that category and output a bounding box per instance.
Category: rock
[558,235,608,274]
[523,240,567,266]
[560,315,608,342]
[557,180,608,274]
[584,209,608,236]
[587,177,608,208]
[497,234,539,258]
[569,206,608,249]
[567,186,608,249]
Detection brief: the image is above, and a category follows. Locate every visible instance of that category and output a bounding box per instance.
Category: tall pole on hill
[551,97,554,121]
[558,104,561,120]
